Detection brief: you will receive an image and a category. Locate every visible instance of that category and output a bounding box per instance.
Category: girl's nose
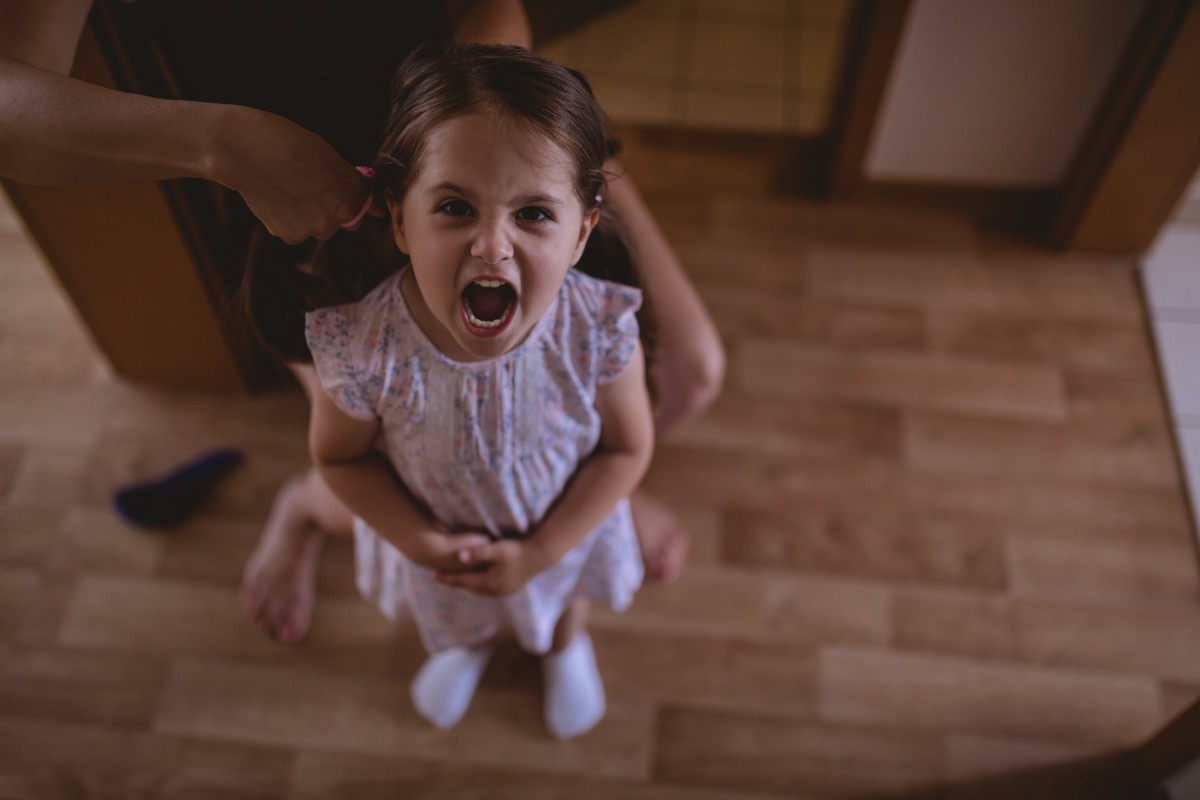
[470,221,513,265]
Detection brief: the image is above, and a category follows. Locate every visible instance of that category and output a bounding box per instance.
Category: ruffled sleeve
[565,271,643,386]
[304,289,393,421]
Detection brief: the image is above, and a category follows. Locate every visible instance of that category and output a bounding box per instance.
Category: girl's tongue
[462,279,516,329]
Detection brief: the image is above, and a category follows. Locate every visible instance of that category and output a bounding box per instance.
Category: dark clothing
[113,0,453,164]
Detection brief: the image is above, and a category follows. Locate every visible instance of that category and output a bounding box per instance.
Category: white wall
[865,0,1145,187]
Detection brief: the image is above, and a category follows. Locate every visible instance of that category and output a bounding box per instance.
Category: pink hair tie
[340,166,377,230]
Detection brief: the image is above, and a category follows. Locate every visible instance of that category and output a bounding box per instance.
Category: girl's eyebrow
[430,181,472,196]
[516,194,567,208]
[429,181,567,207]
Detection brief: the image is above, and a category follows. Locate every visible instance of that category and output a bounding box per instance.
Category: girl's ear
[387,196,409,254]
[570,206,601,266]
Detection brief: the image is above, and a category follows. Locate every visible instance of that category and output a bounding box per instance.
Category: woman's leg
[604,160,726,581]
[240,364,355,642]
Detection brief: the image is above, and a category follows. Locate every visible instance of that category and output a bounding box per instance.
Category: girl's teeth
[466,310,506,328]
[463,278,514,329]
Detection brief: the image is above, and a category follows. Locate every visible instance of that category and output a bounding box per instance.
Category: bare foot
[240,477,326,643]
[630,490,689,583]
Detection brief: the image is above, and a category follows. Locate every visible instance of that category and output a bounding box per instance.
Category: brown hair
[236,40,644,364]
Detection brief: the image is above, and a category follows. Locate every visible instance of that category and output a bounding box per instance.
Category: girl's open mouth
[461,278,516,336]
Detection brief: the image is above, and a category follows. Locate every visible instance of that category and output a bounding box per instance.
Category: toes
[245,591,279,636]
[645,536,688,583]
[239,584,263,614]
[274,611,305,643]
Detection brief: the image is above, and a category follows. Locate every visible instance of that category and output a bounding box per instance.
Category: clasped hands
[404,525,556,598]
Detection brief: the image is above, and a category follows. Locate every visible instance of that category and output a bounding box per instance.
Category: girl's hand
[405,528,493,574]
[434,538,554,597]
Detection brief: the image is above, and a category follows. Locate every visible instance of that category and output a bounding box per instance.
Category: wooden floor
[3,132,1200,799]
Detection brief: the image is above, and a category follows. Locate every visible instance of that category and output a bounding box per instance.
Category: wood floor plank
[711,195,980,253]
[154,657,656,781]
[903,410,1181,490]
[1005,534,1200,608]
[47,505,165,577]
[0,384,110,446]
[642,445,902,512]
[804,247,1144,323]
[1052,317,1158,378]
[944,733,1104,783]
[1014,598,1200,681]
[699,279,927,352]
[892,586,1018,661]
[1064,371,1173,427]
[0,647,167,728]
[0,505,65,570]
[973,253,1144,325]
[594,628,817,717]
[928,312,1156,380]
[656,707,946,798]
[672,391,903,459]
[672,239,809,291]
[0,336,106,387]
[818,646,1163,747]
[896,587,1200,686]
[647,443,1193,542]
[721,506,1008,589]
[58,574,402,673]
[0,716,294,800]
[0,441,23,497]
[291,749,799,800]
[5,444,93,508]
[0,568,74,647]
[601,564,890,647]
[736,341,1069,422]
[898,468,1193,539]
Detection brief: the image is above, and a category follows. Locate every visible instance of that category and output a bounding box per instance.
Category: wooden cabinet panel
[2,23,251,391]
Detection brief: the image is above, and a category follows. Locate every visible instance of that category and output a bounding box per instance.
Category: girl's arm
[0,0,366,244]
[438,342,655,596]
[309,384,490,571]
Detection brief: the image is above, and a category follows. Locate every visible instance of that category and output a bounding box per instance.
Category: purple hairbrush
[113,447,244,528]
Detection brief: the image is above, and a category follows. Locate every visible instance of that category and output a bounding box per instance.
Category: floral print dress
[305,268,645,654]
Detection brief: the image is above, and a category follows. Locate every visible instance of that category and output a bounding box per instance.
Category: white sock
[542,632,606,740]
[410,644,494,729]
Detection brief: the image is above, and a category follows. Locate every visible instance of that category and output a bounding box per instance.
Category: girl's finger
[457,542,499,565]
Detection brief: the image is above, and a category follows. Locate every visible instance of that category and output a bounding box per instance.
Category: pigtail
[233,212,399,364]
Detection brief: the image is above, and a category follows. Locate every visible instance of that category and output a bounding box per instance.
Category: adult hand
[211,106,370,244]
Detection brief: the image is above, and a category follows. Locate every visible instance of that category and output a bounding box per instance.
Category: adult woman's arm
[444,0,532,48]
[0,0,366,242]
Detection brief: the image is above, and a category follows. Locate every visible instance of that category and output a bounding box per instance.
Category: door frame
[826,0,1200,255]
[1051,0,1200,253]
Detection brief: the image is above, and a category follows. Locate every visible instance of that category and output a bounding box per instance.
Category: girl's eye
[516,206,551,223]
[437,199,473,217]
